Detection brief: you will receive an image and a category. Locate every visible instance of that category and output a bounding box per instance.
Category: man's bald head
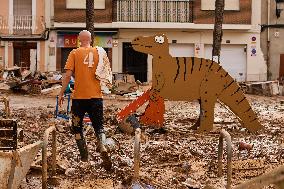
[79,30,92,47]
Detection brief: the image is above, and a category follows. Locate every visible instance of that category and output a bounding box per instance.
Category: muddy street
[1,94,284,189]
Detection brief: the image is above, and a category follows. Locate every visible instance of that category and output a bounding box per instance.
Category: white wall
[47,30,57,71]
[115,29,267,82]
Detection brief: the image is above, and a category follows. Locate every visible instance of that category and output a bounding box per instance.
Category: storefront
[55,31,114,72]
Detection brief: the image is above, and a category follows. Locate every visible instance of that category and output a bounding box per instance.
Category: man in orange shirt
[58,30,111,170]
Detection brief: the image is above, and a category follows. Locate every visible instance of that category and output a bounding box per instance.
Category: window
[66,0,105,9]
[201,0,239,11]
[13,0,32,15]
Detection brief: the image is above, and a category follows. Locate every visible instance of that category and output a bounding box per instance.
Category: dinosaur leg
[191,99,201,130]
[197,97,216,133]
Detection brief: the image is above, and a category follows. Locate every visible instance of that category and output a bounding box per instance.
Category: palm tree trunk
[212,0,225,63]
[86,0,95,45]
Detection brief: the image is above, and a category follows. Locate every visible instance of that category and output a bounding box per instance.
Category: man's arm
[58,70,73,106]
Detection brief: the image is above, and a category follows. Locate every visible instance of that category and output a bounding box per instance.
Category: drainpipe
[267,0,271,80]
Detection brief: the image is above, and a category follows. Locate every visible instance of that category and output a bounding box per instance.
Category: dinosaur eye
[155,36,164,44]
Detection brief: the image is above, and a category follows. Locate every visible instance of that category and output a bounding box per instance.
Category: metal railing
[42,126,57,189]
[116,0,194,23]
[218,129,233,189]
[0,15,45,34]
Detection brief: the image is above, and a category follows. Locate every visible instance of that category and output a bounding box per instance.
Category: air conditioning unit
[0,41,5,47]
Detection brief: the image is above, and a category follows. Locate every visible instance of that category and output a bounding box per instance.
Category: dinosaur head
[131,34,169,56]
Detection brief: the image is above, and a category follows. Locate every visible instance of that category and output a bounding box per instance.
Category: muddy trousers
[70,98,104,161]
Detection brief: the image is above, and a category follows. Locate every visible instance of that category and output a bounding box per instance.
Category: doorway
[280,54,284,79]
[13,42,37,71]
[60,48,74,72]
[123,42,148,82]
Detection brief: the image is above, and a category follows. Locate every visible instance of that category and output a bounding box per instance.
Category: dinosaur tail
[218,81,263,132]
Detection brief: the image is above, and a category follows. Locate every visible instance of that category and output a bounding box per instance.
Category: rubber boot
[76,138,88,162]
[97,133,112,170]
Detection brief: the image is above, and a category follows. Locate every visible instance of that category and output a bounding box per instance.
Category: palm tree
[86,0,95,45]
[212,0,225,63]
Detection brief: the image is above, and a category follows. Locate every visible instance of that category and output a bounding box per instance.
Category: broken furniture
[0,100,57,189]
[0,97,11,118]
[112,73,138,95]
[2,67,63,95]
[0,119,42,189]
[245,80,280,96]
[0,123,58,189]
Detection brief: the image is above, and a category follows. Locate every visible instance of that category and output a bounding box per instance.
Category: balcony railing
[0,15,45,35]
[115,0,194,23]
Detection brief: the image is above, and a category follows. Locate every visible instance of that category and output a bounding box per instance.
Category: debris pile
[240,80,282,96]
[0,66,63,96]
[0,69,151,99]
[110,73,151,99]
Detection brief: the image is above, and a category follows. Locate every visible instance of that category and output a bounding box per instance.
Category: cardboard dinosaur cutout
[118,34,263,133]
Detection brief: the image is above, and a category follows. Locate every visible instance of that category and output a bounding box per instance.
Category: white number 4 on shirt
[83,51,94,67]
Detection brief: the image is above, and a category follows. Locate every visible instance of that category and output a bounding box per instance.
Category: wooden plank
[0,119,17,128]
[0,139,16,149]
[0,119,17,150]
[0,129,15,138]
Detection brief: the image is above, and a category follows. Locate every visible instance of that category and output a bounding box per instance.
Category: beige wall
[8,45,13,68]
[37,0,47,72]
[0,48,4,56]
[201,0,239,11]
[0,0,10,34]
[40,41,45,72]
[36,0,45,18]
[36,0,45,33]
[263,0,284,80]
[260,0,268,70]
[1,0,9,16]
[269,27,284,80]
[0,47,4,67]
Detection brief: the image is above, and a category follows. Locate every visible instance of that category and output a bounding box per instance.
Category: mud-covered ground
[2,93,283,189]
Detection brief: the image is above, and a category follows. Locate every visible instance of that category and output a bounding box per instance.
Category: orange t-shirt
[64,47,102,99]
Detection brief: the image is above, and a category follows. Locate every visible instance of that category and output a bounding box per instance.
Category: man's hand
[58,93,64,107]
[58,70,73,107]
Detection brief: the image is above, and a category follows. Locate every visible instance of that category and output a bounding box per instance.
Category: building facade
[0,0,48,72]
[0,0,267,83]
[261,0,284,80]
[112,0,266,82]
[52,0,115,72]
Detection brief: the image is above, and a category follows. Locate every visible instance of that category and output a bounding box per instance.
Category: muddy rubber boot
[97,133,112,170]
[76,138,88,162]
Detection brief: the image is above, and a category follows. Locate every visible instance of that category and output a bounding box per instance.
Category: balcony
[0,15,45,35]
[114,0,194,23]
